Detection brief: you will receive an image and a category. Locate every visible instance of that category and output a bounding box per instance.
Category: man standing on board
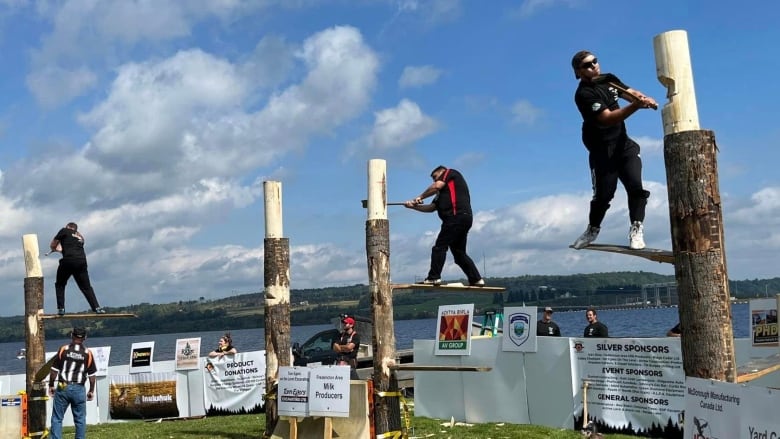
[50,222,105,315]
[404,165,484,287]
[569,50,657,250]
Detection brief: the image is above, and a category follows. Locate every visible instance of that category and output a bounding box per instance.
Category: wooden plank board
[390,365,492,372]
[391,283,505,292]
[736,353,780,383]
[40,313,137,320]
[570,243,674,264]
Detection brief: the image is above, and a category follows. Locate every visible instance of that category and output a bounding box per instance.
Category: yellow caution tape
[375,431,402,439]
[375,390,402,398]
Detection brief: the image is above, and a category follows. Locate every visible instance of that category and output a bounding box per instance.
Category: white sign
[502,306,537,352]
[278,367,310,416]
[435,303,474,356]
[203,351,266,414]
[308,366,351,417]
[570,338,684,436]
[91,346,111,377]
[684,377,741,439]
[175,337,201,370]
[741,385,780,439]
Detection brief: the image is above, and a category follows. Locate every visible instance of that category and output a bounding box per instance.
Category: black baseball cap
[71,327,87,338]
[571,50,594,79]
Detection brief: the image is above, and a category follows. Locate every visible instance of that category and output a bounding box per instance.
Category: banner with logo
[435,304,474,356]
[108,372,179,419]
[570,338,684,436]
[502,306,537,352]
[278,366,310,417]
[175,337,201,370]
[750,298,778,347]
[684,377,741,439]
[203,350,266,415]
[91,346,111,377]
[129,341,154,373]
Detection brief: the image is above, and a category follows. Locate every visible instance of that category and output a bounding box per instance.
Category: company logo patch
[507,312,531,347]
[591,102,601,111]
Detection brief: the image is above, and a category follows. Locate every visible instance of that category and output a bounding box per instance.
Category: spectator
[537,307,561,336]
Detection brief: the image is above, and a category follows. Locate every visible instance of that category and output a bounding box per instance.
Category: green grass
[62,414,642,439]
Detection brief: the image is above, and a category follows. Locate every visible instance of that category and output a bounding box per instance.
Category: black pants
[55,258,100,311]
[587,137,649,227]
[428,214,482,284]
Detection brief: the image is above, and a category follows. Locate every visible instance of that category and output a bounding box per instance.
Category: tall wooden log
[22,234,47,435]
[366,159,402,436]
[656,30,736,382]
[263,181,291,438]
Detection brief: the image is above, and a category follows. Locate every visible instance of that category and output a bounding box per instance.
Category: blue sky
[0,0,777,316]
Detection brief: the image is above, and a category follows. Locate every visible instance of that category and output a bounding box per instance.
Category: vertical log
[663,130,736,381]
[22,234,46,435]
[656,30,736,382]
[263,181,291,438]
[366,159,401,436]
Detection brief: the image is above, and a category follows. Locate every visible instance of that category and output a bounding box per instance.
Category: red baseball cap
[342,317,355,325]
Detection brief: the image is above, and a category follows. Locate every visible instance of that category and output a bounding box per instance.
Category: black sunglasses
[580,58,598,69]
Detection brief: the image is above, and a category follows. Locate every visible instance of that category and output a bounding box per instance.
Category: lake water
[1,303,750,376]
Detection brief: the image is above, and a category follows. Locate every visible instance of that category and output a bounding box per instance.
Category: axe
[361,200,407,208]
[593,73,657,110]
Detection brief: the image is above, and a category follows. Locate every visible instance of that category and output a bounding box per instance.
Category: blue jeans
[50,383,87,439]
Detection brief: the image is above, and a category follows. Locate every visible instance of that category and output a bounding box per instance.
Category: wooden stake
[366,159,402,436]
[263,181,292,438]
[654,30,700,135]
[22,234,46,435]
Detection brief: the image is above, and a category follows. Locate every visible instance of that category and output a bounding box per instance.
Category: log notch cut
[655,30,736,381]
[366,159,402,437]
[263,181,291,438]
[22,234,47,435]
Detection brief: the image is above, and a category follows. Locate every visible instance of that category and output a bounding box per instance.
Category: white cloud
[366,99,439,150]
[398,65,443,89]
[510,99,543,125]
[510,0,581,19]
[633,136,663,155]
[26,65,97,109]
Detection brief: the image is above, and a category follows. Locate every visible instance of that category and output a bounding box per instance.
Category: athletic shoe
[629,221,645,250]
[470,279,485,287]
[421,278,442,286]
[57,308,65,316]
[572,225,600,249]
[94,307,107,314]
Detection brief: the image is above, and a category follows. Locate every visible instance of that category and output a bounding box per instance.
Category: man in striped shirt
[48,326,97,439]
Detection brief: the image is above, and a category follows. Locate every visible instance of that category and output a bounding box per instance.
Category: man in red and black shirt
[405,166,484,286]
[48,326,97,439]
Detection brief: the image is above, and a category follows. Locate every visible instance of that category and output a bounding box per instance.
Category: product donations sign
[570,338,685,437]
[203,351,266,415]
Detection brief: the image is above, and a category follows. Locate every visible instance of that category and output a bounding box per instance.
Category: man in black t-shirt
[583,307,609,338]
[569,51,657,251]
[537,307,561,336]
[50,222,105,315]
[332,316,361,379]
[404,166,484,286]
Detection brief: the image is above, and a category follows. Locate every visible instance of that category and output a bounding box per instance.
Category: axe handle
[360,200,407,208]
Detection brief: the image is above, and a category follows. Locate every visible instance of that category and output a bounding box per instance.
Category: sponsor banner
[750,298,778,347]
[108,372,179,420]
[278,366,310,417]
[308,366,351,417]
[92,346,111,377]
[741,385,780,439]
[570,338,684,436]
[435,303,474,356]
[203,351,266,415]
[129,341,154,373]
[684,377,741,439]
[175,338,201,370]
[502,306,537,352]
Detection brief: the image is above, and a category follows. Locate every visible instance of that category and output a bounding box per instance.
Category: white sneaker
[629,221,645,249]
[572,225,600,249]
[420,278,442,286]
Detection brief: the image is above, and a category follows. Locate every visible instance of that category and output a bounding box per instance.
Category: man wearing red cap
[332,316,361,379]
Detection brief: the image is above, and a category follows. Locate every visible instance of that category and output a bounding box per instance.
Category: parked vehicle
[292,315,373,367]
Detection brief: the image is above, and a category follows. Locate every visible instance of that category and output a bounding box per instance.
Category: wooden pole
[366,159,401,436]
[263,181,291,438]
[22,234,46,435]
[655,30,736,382]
